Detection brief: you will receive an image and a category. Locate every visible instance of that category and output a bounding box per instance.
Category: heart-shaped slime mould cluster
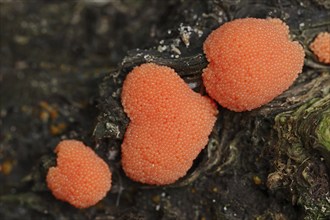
[203,18,305,112]
[121,63,218,185]
[46,140,112,208]
[309,32,330,64]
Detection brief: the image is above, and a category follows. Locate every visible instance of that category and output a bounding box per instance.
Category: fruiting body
[203,18,305,112]
[121,63,218,185]
[46,140,112,208]
[310,32,330,64]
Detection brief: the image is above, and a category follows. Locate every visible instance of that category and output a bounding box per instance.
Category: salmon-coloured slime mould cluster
[203,18,305,112]
[46,140,112,208]
[121,63,218,185]
[310,32,330,64]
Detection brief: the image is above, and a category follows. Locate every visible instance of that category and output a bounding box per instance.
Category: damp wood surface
[1,1,330,220]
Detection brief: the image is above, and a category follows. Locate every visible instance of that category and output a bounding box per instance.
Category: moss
[272,76,330,219]
[317,109,330,151]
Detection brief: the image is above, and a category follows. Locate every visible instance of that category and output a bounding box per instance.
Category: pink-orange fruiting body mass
[121,63,218,185]
[46,140,112,208]
[203,18,305,112]
[310,32,330,64]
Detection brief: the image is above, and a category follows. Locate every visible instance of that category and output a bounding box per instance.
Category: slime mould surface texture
[46,140,112,208]
[203,18,305,112]
[310,32,330,64]
[121,63,218,185]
